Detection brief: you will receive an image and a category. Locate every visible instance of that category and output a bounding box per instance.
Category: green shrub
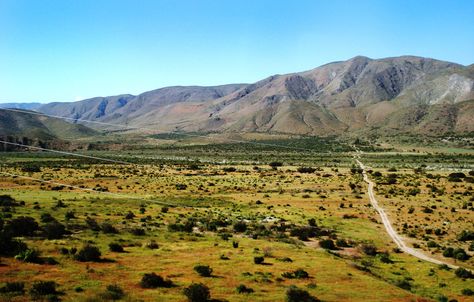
[394,279,412,290]
[100,284,125,300]
[140,273,173,288]
[43,221,68,239]
[4,216,39,236]
[109,243,124,253]
[455,268,473,279]
[458,230,474,241]
[319,239,336,250]
[462,288,474,296]
[254,256,264,264]
[236,284,254,294]
[15,248,41,263]
[29,281,58,298]
[0,231,27,257]
[297,167,316,173]
[101,223,118,234]
[40,213,56,223]
[130,228,145,236]
[360,244,377,256]
[233,221,247,233]
[286,286,319,302]
[183,283,210,302]
[194,265,213,277]
[75,244,101,262]
[0,282,25,294]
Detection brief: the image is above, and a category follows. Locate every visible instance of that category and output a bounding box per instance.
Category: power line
[0,170,174,206]
[0,140,133,165]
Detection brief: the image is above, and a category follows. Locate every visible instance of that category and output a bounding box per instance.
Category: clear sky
[1,0,473,103]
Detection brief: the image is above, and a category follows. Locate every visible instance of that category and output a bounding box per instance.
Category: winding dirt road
[355,155,460,270]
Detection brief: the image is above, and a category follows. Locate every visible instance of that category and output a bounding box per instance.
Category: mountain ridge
[29,55,474,136]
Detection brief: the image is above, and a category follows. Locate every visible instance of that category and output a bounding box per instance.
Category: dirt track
[355,156,460,270]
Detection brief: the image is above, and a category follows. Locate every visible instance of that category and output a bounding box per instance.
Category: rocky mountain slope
[37,56,474,136]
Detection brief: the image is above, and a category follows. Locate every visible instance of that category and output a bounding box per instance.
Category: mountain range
[2,55,474,138]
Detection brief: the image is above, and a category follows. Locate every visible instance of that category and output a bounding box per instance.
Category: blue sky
[1,0,473,103]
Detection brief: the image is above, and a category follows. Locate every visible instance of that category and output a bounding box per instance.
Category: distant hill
[0,102,42,110]
[0,109,98,149]
[36,56,474,136]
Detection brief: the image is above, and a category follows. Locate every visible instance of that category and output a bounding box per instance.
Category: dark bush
[458,230,474,241]
[294,269,309,279]
[109,243,124,253]
[29,281,58,297]
[40,213,56,223]
[65,211,75,220]
[453,248,469,261]
[282,269,309,279]
[222,167,236,172]
[449,172,466,179]
[14,248,41,263]
[4,216,39,237]
[85,217,100,231]
[124,211,135,219]
[236,284,254,294]
[0,281,25,294]
[75,244,101,262]
[286,286,319,302]
[0,231,28,256]
[233,221,247,233]
[269,162,283,168]
[130,228,145,236]
[455,268,473,279]
[183,283,210,302]
[308,218,317,227]
[290,226,319,241]
[100,284,125,300]
[168,220,194,233]
[176,184,188,190]
[0,195,19,207]
[254,256,264,264]
[319,239,336,250]
[101,223,118,234]
[461,288,474,296]
[43,221,68,239]
[297,167,316,173]
[161,207,169,213]
[394,279,412,290]
[360,244,377,256]
[140,273,173,288]
[194,265,213,277]
[443,247,454,258]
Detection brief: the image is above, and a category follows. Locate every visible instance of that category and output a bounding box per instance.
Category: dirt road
[355,156,460,270]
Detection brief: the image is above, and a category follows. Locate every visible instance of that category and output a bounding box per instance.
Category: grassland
[0,137,473,301]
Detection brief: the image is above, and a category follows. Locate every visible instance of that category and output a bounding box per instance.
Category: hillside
[0,109,98,148]
[37,56,474,136]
